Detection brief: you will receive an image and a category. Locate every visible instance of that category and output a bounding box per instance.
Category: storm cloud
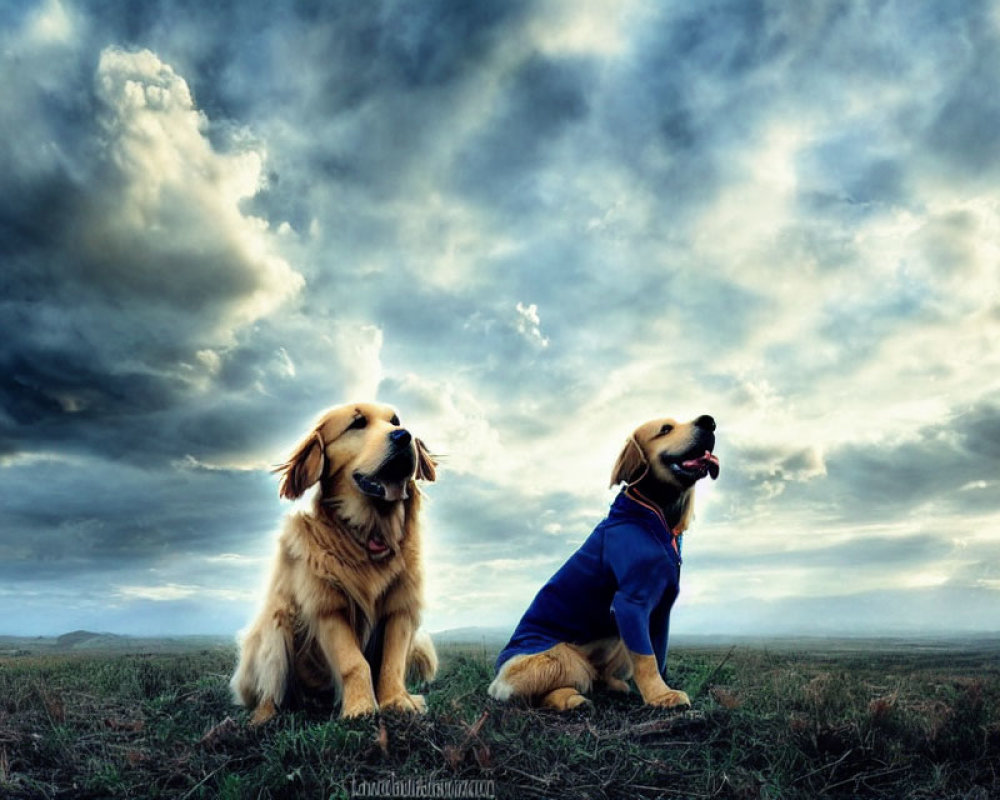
[1,0,999,636]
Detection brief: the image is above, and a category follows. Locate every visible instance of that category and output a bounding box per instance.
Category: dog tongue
[367,535,389,554]
[682,451,720,480]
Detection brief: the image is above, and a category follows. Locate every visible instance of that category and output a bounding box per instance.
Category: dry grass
[0,641,997,798]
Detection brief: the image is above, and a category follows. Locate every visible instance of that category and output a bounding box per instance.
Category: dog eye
[347,415,368,431]
[660,424,674,435]
[390,414,400,426]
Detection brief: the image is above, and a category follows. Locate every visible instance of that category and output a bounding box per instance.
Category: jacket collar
[613,488,681,555]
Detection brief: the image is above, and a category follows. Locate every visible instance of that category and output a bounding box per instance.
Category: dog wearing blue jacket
[488,414,719,711]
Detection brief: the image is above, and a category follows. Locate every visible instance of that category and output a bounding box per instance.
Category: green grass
[1,642,998,798]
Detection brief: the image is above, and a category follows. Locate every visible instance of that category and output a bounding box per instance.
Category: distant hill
[56,630,123,649]
[431,626,512,646]
[426,628,1000,655]
[0,632,233,656]
[1,629,997,659]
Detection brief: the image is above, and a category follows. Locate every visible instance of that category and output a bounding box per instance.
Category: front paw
[341,693,379,718]
[250,698,278,726]
[645,688,691,709]
[378,692,427,714]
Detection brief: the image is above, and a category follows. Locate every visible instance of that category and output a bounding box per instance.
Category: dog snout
[389,428,413,448]
[694,415,716,432]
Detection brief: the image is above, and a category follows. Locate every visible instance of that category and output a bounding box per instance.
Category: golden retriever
[488,415,719,711]
[231,402,438,723]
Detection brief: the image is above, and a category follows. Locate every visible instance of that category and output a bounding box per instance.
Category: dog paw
[541,687,592,712]
[341,696,379,718]
[646,689,691,710]
[250,699,277,726]
[379,692,427,714]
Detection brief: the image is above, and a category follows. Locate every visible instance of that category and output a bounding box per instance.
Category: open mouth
[365,531,391,558]
[352,445,417,502]
[353,471,409,502]
[664,449,720,482]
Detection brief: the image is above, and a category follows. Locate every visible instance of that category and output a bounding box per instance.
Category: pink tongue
[682,451,720,480]
[368,536,389,553]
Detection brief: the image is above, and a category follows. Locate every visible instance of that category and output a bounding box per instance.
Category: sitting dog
[231,402,438,723]
[488,414,719,711]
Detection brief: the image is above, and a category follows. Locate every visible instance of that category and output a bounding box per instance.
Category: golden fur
[489,415,718,711]
[231,402,438,723]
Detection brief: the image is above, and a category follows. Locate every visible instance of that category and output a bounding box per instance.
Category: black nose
[389,428,412,447]
[694,415,716,432]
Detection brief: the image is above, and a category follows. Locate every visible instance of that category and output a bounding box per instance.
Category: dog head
[611,414,719,490]
[275,402,436,559]
[610,414,718,533]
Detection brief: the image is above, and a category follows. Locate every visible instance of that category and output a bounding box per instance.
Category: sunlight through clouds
[1,0,999,637]
[90,47,303,339]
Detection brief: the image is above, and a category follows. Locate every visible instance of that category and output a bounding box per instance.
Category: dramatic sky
[3,0,999,638]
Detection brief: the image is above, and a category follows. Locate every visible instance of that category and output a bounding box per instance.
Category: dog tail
[230,618,293,724]
[407,629,439,683]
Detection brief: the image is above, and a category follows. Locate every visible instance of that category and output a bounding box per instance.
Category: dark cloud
[798,130,910,214]
[921,2,1000,180]
[2,0,999,636]
[824,410,997,516]
[960,401,1000,460]
[295,0,527,94]
[0,455,277,582]
[686,585,1000,637]
[0,25,305,461]
[742,404,1000,523]
[198,0,533,212]
[593,2,795,213]
[693,533,945,572]
[454,53,593,205]
[425,473,600,558]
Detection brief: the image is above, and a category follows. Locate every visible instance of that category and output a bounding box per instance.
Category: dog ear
[414,438,437,482]
[275,431,326,499]
[609,436,648,488]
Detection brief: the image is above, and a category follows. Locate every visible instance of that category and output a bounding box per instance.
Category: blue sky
[2,0,999,638]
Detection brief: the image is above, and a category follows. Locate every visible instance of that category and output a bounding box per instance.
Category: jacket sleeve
[605,523,670,656]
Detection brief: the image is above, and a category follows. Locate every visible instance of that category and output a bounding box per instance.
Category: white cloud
[390,191,522,289]
[173,454,270,472]
[5,1,1000,638]
[275,347,296,378]
[26,0,74,44]
[205,553,269,566]
[85,47,303,344]
[422,554,566,632]
[116,583,198,601]
[514,302,549,348]
[382,372,504,477]
[528,0,645,57]
[327,324,384,402]
[115,582,254,603]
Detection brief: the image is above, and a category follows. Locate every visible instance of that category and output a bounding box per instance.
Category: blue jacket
[496,488,681,677]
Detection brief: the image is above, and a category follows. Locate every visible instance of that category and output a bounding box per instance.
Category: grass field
[1,639,998,799]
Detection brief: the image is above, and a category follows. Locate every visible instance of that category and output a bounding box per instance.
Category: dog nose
[694,415,716,432]
[389,428,412,447]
